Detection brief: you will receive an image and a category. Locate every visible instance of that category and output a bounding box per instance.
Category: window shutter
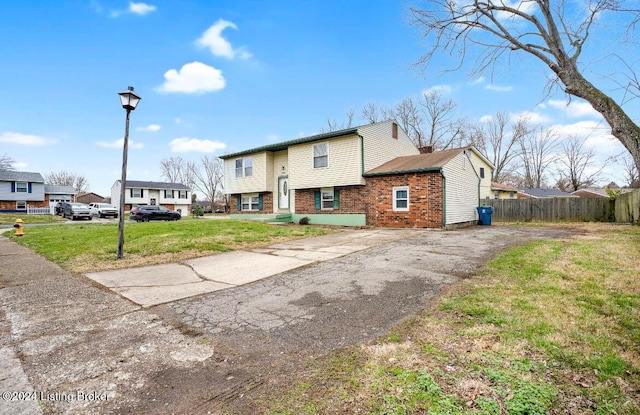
[258,194,263,211]
[164,190,167,198]
[11,182,15,192]
[314,191,320,210]
[237,196,242,211]
[28,183,32,193]
[141,189,144,197]
[333,189,340,209]
[130,188,133,197]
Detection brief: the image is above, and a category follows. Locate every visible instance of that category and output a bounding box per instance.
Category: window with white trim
[165,190,174,198]
[393,186,409,212]
[235,157,253,178]
[132,188,142,198]
[16,182,27,193]
[16,201,26,210]
[178,190,188,199]
[235,159,243,178]
[321,187,334,210]
[313,143,328,168]
[241,194,260,211]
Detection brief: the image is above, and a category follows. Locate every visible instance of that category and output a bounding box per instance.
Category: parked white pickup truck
[88,203,119,218]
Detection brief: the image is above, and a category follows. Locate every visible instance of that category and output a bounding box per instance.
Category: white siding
[0,181,45,202]
[289,135,363,189]
[360,121,420,172]
[111,181,121,209]
[442,151,481,225]
[224,152,271,193]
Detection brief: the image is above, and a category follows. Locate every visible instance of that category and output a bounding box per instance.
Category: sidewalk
[84,228,422,307]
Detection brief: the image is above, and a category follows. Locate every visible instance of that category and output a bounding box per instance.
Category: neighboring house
[221,120,494,228]
[491,182,518,199]
[111,180,191,215]
[572,187,632,199]
[45,185,76,209]
[518,188,579,199]
[0,171,47,212]
[77,192,106,204]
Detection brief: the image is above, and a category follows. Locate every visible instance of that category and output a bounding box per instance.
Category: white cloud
[511,110,552,124]
[96,138,144,149]
[12,161,28,169]
[485,84,513,92]
[157,62,225,94]
[266,134,280,142]
[424,85,452,95]
[129,2,156,15]
[170,137,226,153]
[468,77,486,85]
[550,120,615,148]
[0,132,57,146]
[547,99,599,118]
[136,124,161,132]
[174,118,182,124]
[196,19,252,60]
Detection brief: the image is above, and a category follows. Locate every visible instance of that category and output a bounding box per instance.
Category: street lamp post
[117,86,141,259]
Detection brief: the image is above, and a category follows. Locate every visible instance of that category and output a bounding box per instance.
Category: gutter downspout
[441,168,446,229]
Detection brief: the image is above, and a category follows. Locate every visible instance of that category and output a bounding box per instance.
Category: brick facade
[229,193,274,214]
[294,186,372,216]
[0,198,49,211]
[366,172,444,228]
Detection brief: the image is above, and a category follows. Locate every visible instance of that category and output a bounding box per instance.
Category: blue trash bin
[477,206,493,226]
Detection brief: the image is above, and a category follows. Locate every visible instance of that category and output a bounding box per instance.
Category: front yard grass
[8,219,332,273]
[255,224,640,415]
[0,213,65,224]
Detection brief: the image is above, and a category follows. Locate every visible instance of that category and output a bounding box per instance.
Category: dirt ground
[0,225,575,415]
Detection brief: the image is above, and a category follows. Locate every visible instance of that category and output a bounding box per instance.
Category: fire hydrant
[13,218,24,237]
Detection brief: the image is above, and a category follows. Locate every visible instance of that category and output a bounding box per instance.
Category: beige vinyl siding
[360,121,420,172]
[224,151,271,193]
[289,135,363,189]
[467,150,493,200]
[443,151,480,225]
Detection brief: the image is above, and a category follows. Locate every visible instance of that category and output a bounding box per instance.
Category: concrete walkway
[85,228,421,307]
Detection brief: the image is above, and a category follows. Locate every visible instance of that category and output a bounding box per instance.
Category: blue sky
[0,1,635,196]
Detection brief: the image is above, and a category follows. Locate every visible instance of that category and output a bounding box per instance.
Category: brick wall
[294,186,372,216]
[229,193,274,214]
[366,172,443,228]
[0,200,49,210]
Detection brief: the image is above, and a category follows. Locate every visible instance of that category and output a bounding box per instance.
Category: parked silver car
[62,202,92,221]
[88,203,119,218]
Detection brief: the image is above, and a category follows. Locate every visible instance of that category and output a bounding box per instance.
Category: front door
[278,177,289,210]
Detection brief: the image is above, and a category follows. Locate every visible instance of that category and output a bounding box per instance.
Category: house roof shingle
[519,188,579,198]
[491,182,518,191]
[0,171,45,182]
[45,184,76,194]
[119,180,190,190]
[363,147,466,176]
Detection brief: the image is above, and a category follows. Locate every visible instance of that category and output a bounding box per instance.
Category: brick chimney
[419,145,433,154]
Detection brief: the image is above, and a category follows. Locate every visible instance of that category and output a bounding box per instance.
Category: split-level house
[0,171,76,212]
[221,120,494,228]
[111,180,192,215]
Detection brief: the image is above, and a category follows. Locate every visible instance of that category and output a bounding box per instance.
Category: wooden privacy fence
[615,189,640,224]
[484,190,640,223]
[484,197,610,223]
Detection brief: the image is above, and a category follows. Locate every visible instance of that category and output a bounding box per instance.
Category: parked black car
[130,205,181,222]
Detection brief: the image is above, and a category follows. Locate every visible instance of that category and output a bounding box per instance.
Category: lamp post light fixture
[116,86,141,259]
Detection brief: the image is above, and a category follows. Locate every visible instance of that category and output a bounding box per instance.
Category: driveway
[0,225,572,415]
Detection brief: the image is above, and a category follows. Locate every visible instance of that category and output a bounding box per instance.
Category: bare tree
[473,112,525,182]
[45,170,90,193]
[393,97,425,148]
[421,89,457,149]
[410,1,640,171]
[555,136,604,191]
[0,153,14,171]
[620,152,640,187]
[159,157,196,188]
[188,156,225,209]
[519,126,559,188]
